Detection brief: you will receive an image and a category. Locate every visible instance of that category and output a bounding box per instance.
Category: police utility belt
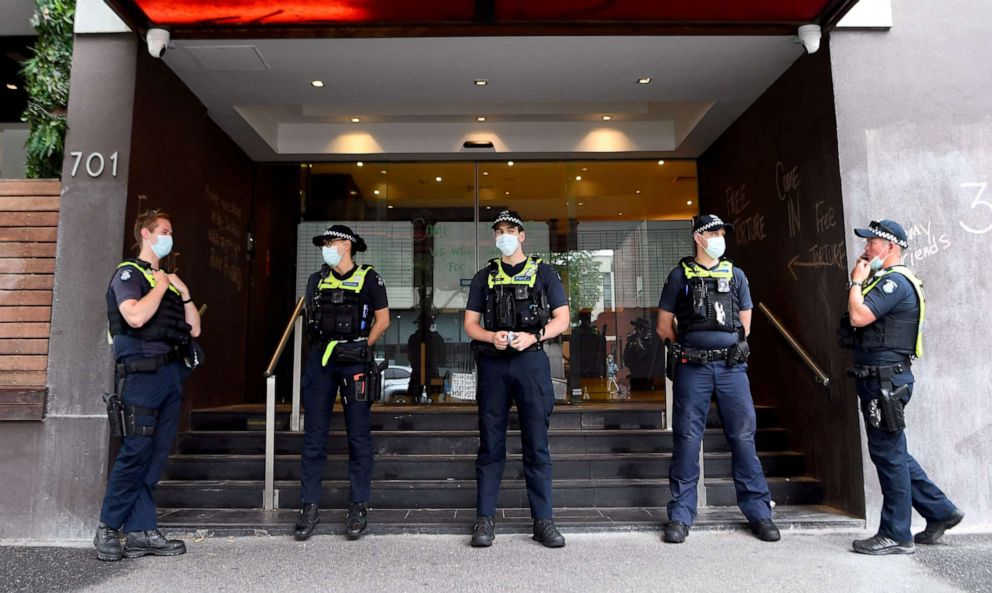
[848,359,911,433]
[472,334,543,357]
[102,352,180,439]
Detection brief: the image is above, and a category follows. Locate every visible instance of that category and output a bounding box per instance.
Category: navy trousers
[668,361,772,525]
[858,375,957,542]
[475,349,556,519]
[300,347,373,505]
[99,362,185,532]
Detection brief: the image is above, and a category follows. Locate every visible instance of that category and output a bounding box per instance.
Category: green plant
[21,0,75,179]
[539,250,604,317]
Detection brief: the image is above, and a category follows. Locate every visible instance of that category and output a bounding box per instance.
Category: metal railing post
[263,375,277,511]
[291,316,303,432]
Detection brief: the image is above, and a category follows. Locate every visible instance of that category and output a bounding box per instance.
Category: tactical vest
[673,257,741,334]
[310,265,375,342]
[106,260,191,346]
[483,256,551,332]
[848,266,925,358]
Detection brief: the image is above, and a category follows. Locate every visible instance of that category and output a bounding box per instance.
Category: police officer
[464,210,570,548]
[656,214,779,544]
[95,209,202,561]
[842,219,963,555]
[295,225,390,541]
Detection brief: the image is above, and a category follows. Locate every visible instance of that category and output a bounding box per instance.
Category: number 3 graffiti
[960,182,992,234]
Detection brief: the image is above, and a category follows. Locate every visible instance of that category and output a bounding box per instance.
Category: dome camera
[146,28,170,58]
[798,24,821,54]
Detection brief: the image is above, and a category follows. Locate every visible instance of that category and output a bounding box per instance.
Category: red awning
[105,0,858,37]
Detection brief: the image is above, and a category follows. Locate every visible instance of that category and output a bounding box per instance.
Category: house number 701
[69,151,118,178]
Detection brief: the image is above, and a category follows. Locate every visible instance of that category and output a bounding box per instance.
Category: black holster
[726,328,750,367]
[367,360,387,401]
[858,365,908,433]
[103,392,126,439]
[665,339,677,381]
[330,344,371,364]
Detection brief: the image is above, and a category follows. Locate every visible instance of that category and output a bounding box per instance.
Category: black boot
[122,530,186,558]
[749,518,781,542]
[532,519,566,548]
[915,509,964,544]
[295,503,320,541]
[345,503,368,540]
[663,521,690,544]
[94,523,122,562]
[471,516,495,547]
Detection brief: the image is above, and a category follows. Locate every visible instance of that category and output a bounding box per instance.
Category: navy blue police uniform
[100,259,192,537]
[659,255,773,528]
[299,262,388,509]
[843,243,959,546]
[466,255,568,521]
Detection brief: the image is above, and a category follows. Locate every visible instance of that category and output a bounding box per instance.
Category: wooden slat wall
[0,180,60,421]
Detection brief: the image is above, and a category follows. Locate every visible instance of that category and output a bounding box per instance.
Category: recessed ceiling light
[307,164,312,169]
[373,189,380,196]
[658,160,665,166]
[507,161,514,167]
[380,170,387,175]
[486,206,492,209]
[635,190,641,194]
[435,176,443,182]
[578,202,584,206]
[687,200,693,205]
[474,79,488,86]
[637,77,651,85]
[581,167,588,171]
[310,80,324,88]
[575,176,582,181]
[5,83,17,91]
[482,171,489,176]
[350,117,361,123]
[602,115,612,121]
[349,190,357,195]
[505,191,510,195]
[388,205,394,209]
[618,212,623,216]
[476,116,487,122]
[356,161,364,167]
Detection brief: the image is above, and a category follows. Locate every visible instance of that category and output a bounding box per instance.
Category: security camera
[146,28,170,58]
[797,24,821,54]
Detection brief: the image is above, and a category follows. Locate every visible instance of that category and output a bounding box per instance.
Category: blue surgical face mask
[703,235,726,260]
[149,234,172,259]
[322,245,343,267]
[869,256,884,272]
[495,234,519,257]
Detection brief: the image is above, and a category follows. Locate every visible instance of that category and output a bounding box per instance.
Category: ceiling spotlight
[476,116,487,122]
[601,115,612,121]
[350,117,361,123]
[349,190,357,195]
[356,161,364,167]
[486,206,492,210]
[507,161,514,166]
[373,189,381,195]
[636,77,651,85]
[435,176,443,182]
[687,200,693,205]
[505,191,510,195]
[5,83,17,91]
[388,205,394,209]
[380,170,387,174]
[575,176,582,181]
[474,79,488,86]
[482,171,489,176]
[310,80,325,88]
[578,202,585,206]
[307,163,312,169]
[658,160,665,165]
[581,167,588,171]
[618,212,623,216]
[635,190,641,194]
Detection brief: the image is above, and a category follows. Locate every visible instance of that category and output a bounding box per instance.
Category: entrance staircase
[155,403,860,535]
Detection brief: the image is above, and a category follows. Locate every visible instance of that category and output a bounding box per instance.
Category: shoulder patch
[377,275,385,287]
[882,279,897,294]
[119,269,132,282]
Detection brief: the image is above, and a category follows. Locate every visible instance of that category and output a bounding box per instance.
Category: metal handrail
[757,302,831,387]
[262,296,306,511]
[264,297,306,378]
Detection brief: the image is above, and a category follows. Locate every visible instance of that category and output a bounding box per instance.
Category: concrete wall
[831,1,992,530]
[0,34,137,540]
[697,43,864,516]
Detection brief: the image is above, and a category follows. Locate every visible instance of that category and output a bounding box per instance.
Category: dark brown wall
[125,49,254,410]
[697,41,864,515]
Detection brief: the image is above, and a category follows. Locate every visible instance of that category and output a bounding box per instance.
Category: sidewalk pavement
[1,531,990,593]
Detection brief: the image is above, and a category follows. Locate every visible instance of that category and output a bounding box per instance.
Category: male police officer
[656,214,779,544]
[842,219,964,555]
[295,225,390,541]
[95,209,202,561]
[464,210,570,548]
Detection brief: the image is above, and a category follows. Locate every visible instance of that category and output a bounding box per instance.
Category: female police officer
[95,209,201,561]
[463,210,570,548]
[294,225,389,541]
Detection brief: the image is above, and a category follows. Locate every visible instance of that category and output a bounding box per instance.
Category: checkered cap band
[494,212,524,228]
[869,222,909,248]
[695,217,726,233]
[319,229,358,243]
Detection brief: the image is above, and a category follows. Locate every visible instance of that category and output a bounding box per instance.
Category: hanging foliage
[21,0,75,179]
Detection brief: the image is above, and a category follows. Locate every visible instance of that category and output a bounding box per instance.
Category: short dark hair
[132,208,171,252]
